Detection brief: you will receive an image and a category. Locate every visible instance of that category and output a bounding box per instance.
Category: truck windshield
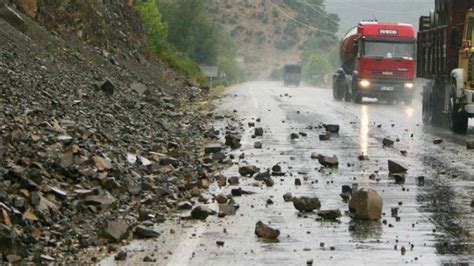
[364,41,415,59]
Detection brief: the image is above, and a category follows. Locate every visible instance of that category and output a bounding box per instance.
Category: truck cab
[351,22,417,104]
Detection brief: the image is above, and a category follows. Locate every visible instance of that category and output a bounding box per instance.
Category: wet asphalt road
[102,81,474,265]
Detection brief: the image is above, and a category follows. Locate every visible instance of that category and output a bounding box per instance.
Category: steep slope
[0,1,216,263]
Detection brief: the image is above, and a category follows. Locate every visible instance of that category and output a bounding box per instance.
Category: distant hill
[325,0,434,36]
[203,0,338,79]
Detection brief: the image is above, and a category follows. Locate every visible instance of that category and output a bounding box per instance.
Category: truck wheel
[449,89,468,134]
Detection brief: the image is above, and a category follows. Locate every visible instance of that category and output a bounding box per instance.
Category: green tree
[303,53,332,85]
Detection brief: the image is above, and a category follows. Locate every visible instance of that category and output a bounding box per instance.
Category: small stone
[101,220,130,243]
[254,142,262,149]
[100,79,115,95]
[433,139,443,145]
[239,165,258,176]
[317,209,342,220]
[293,196,321,212]
[228,176,240,185]
[294,178,302,186]
[225,134,241,149]
[318,155,339,168]
[215,194,228,204]
[204,143,224,154]
[467,140,474,149]
[177,201,193,210]
[254,170,271,181]
[134,225,160,239]
[255,127,264,137]
[115,251,127,261]
[299,132,307,137]
[283,192,293,202]
[290,133,299,139]
[143,255,156,262]
[191,206,216,220]
[216,240,225,246]
[383,138,395,147]
[319,133,331,141]
[324,124,340,133]
[255,221,280,239]
[388,160,408,174]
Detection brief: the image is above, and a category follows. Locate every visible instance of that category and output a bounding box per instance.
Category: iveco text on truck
[332,22,417,104]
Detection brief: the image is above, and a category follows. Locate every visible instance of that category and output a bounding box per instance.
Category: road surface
[102,81,474,265]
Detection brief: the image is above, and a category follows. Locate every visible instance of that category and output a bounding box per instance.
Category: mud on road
[103,82,474,265]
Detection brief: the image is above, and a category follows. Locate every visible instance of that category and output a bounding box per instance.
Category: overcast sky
[324,0,434,36]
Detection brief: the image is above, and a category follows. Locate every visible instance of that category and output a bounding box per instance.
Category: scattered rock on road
[349,188,383,220]
[467,140,474,150]
[225,134,242,149]
[254,142,262,149]
[255,221,280,239]
[293,196,321,212]
[239,165,259,176]
[324,124,340,133]
[433,139,443,145]
[290,133,300,139]
[255,127,264,137]
[283,192,293,202]
[383,138,395,147]
[318,155,339,168]
[319,133,331,141]
[204,143,224,154]
[317,209,342,220]
[388,160,408,174]
[114,251,127,261]
[191,206,216,220]
[133,225,160,239]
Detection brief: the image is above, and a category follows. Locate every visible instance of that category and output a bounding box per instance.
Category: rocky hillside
[204,0,338,79]
[0,1,222,264]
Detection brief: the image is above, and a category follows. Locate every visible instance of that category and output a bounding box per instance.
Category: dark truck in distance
[419,0,474,134]
[283,64,302,87]
[332,22,417,104]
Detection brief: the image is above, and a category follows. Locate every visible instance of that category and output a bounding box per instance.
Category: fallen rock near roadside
[191,206,216,220]
[215,194,229,204]
[225,134,241,149]
[228,176,240,185]
[239,165,259,176]
[324,124,340,134]
[318,155,339,168]
[255,127,264,137]
[133,225,160,239]
[348,188,383,220]
[317,209,342,220]
[293,196,321,212]
[388,160,408,174]
[114,250,127,261]
[433,139,443,145]
[255,221,280,239]
[218,204,237,217]
[204,143,224,154]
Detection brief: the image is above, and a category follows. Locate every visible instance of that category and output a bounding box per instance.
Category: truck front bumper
[356,79,415,99]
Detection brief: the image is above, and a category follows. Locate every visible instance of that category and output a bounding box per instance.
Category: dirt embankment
[0,1,222,264]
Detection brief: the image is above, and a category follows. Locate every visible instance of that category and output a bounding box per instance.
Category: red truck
[332,22,417,104]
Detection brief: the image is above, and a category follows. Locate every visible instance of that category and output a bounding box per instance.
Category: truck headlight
[359,79,371,88]
[404,82,415,89]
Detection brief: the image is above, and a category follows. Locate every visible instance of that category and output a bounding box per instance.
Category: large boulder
[293,196,321,212]
[348,188,383,220]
